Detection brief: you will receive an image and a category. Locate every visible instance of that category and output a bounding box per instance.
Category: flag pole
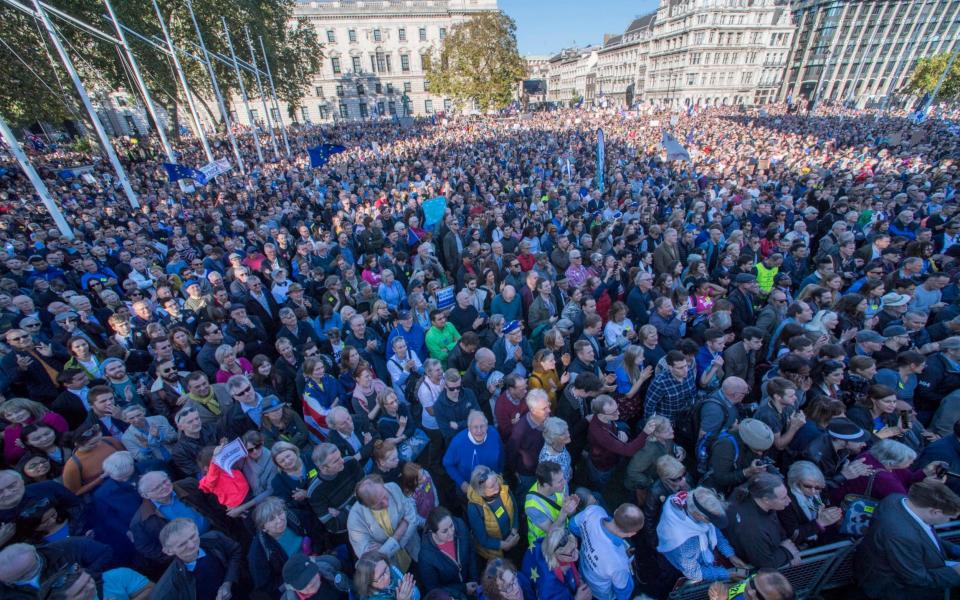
[222,18,263,164]
[0,116,75,239]
[151,0,214,163]
[186,0,244,175]
[259,35,291,159]
[31,0,139,209]
[245,26,279,161]
[103,0,175,165]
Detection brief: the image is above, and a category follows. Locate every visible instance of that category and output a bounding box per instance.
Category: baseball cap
[881,325,907,338]
[282,553,320,591]
[855,330,885,344]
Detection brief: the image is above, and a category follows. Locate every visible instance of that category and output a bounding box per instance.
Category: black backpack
[674,396,720,455]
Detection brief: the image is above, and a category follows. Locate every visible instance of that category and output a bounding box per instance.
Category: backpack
[697,430,739,476]
[673,396,723,456]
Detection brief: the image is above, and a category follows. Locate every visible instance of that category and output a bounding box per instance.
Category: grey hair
[423,358,442,374]
[226,374,249,394]
[542,417,569,446]
[871,439,917,468]
[253,496,287,530]
[708,311,732,330]
[101,451,135,480]
[686,487,726,521]
[469,464,496,492]
[312,442,338,467]
[159,517,198,548]
[278,307,295,319]
[137,470,170,496]
[590,394,615,414]
[787,460,826,489]
[214,344,235,365]
[646,415,671,435]
[467,410,488,427]
[526,388,549,409]
[488,314,505,327]
[475,348,495,362]
[327,406,350,427]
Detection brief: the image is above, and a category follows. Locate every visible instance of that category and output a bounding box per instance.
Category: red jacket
[587,418,648,471]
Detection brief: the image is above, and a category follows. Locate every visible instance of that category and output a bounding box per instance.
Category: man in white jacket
[569,502,644,600]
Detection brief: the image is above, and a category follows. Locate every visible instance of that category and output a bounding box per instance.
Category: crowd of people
[0,100,960,600]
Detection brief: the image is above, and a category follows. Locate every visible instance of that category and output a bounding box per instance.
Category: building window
[359,103,368,118]
[352,56,362,72]
[419,27,427,41]
[327,30,336,43]
[270,108,279,121]
[403,81,412,93]
[336,84,344,96]
[331,57,341,74]
[357,83,365,95]
[386,83,394,94]
[425,99,433,113]
[377,101,385,115]
[373,29,382,42]
[375,82,383,94]
[421,53,431,71]
[401,54,410,72]
[348,29,357,43]
[339,103,349,118]
[439,27,447,40]
[370,55,377,72]
[376,52,387,73]
[398,28,406,42]
[319,106,329,120]
[315,86,324,97]
[250,108,259,122]
[423,78,430,91]
[444,98,452,111]
[301,106,311,123]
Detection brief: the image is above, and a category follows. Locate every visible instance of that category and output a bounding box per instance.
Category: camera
[935,465,960,479]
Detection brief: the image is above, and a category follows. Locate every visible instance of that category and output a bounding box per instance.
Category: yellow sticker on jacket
[495,506,505,518]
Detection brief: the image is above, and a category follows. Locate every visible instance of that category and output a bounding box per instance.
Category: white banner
[200,158,232,183]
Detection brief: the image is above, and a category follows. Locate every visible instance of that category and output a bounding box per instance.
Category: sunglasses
[233,386,253,395]
[748,577,769,600]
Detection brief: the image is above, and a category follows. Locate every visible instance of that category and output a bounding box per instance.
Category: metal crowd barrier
[666,520,960,600]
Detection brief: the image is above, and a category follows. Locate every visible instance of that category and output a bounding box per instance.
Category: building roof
[604,34,623,47]
[625,13,656,33]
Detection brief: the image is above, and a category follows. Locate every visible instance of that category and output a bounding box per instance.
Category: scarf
[656,492,718,563]
[189,390,221,416]
[789,485,820,521]
[372,508,411,571]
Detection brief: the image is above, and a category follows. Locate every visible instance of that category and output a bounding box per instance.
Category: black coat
[152,531,243,600]
[856,494,960,599]
[417,517,478,598]
[248,510,309,598]
[916,353,960,414]
[727,288,757,331]
[724,495,793,569]
[0,537,113,600]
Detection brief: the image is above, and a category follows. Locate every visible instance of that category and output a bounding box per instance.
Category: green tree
[425,12,525,112]
[0,0,323,131]
[904,52,960,101]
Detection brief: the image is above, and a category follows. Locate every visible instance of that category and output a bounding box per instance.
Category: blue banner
[595,128,605,193]
[422,196,447,228]
[163,163,207,184]
[308,143,346,168]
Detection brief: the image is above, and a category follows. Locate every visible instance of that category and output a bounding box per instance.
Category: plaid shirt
[643,368,698,423]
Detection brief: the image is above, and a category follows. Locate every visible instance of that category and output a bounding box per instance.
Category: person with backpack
[673,376,748,474]
[701,418,776,495]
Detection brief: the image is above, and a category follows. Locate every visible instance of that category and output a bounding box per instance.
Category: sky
[499,0,660,56]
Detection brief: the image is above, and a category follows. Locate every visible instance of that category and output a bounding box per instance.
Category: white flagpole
[151,0,213,163]
[245,26,279,161]
[0,117,75,239]
[259,35,291,158]
[222,18,263,164]
[31,0,139,209]
[186,0,244,175]
[103,0,175,165]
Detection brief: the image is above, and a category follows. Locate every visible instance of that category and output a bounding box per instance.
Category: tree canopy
[904,52,960,101]
[0,0,323,131]
[425,11,526,113]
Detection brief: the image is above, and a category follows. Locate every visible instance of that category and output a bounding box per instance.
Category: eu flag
[163,163,207,184]
[307,144,346,168]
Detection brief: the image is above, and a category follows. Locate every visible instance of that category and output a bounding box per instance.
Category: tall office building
[781,0,960,108]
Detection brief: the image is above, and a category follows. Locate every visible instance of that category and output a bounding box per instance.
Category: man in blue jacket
[443,411,503,496]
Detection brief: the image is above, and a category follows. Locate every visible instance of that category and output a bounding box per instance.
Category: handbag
[838,472,878,536]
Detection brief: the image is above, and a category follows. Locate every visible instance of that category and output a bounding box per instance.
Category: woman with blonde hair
[214,343,252,383]
[1,398,68,466]
[534,528,591,600]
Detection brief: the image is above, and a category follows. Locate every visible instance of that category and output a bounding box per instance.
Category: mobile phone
[900,410,910,429]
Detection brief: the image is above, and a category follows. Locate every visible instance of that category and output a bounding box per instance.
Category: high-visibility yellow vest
[524,482,564,546]
[755,262,779,294]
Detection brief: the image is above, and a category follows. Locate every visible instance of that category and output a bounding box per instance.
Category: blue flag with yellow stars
[307,143,346,168]
[162,163,207,184]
